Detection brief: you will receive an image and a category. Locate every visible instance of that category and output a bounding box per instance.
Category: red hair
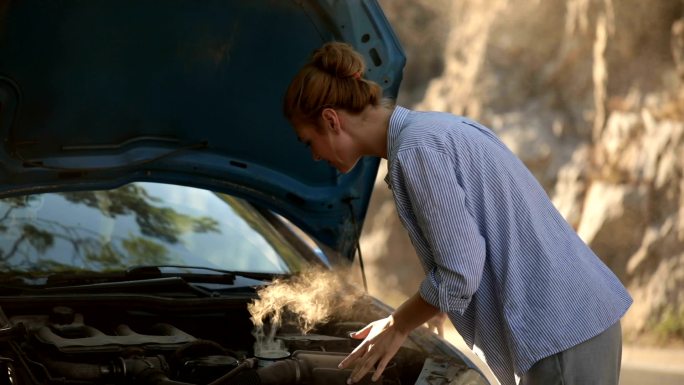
[283,42,383,124]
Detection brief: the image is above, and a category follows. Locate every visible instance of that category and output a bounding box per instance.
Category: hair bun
[311,42,365,79]
[283,41,383,121]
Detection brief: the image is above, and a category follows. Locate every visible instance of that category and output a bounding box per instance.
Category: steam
[248,266,365,355]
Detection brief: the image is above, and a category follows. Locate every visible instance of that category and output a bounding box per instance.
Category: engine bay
[0,297,481,385]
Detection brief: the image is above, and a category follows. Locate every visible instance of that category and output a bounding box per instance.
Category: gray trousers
[520,321,622,385]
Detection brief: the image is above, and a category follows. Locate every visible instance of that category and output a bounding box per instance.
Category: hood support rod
[344,198,368,293]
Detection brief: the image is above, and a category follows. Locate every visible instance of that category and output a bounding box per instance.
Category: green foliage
[1,183,220,273]
[653,306,684,341]
[22,224,54,253]
[122,236,170,266]
[30,259,77,273]
[84,242,122,268]
[62,185,220,243]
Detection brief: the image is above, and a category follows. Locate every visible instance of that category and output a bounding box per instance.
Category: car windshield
[0,182,310,277]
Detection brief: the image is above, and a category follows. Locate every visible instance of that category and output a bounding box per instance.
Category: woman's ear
[320,108,340,133]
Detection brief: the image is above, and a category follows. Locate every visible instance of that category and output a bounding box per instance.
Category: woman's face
[294,115,360,174]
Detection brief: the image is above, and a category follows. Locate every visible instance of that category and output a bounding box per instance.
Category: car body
[0,1,490,384]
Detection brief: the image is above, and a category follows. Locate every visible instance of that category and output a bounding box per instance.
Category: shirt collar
[384,105,410,188]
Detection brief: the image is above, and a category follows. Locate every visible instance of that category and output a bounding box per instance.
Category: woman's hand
[339,293,440,383]
[338,315,409,384]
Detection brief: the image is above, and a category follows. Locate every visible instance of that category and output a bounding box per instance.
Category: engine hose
[207,358,257,385]
[134,366,194,385]
[217,351,390,385]
[157,381,200,385]
[42,356,195,385]
[218,359,300,385]
[0,324,25,342]
[43,360,116,381]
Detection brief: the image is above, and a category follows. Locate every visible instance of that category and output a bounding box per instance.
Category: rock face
[363,0,684,342]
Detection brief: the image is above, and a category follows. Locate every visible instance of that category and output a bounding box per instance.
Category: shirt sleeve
[396,147,486,314]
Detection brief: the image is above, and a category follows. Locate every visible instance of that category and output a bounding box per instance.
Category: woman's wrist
[391,292,440,335]
[388,313,412,335]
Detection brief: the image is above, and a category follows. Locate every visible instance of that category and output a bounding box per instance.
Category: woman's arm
[339,291,440,384]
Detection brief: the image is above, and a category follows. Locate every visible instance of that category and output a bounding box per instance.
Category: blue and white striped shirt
[385,106,632,385]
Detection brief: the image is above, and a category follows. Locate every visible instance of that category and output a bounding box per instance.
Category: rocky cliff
[362,0,684,343]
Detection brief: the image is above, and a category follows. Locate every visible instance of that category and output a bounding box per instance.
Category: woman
[282,42,632,385]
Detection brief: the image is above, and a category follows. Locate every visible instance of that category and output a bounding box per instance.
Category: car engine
[0,298,484,385]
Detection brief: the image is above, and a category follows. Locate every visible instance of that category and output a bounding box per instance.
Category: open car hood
[0,0,405,260]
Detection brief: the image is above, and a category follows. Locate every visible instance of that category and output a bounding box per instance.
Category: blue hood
[0,0,405,260]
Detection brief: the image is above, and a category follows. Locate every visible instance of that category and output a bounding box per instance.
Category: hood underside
[0,0,405,260]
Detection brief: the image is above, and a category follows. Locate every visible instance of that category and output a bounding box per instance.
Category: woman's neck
[349,104,394,159]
